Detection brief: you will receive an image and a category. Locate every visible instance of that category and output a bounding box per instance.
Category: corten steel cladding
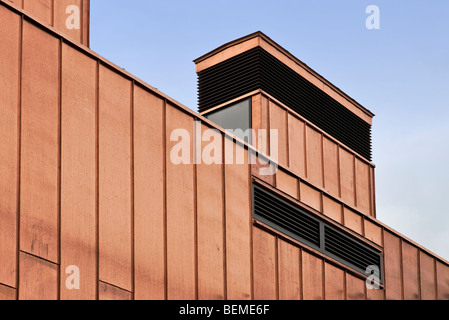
[0,0,448,300]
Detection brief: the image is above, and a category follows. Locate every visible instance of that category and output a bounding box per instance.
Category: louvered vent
[253,184,382,280]
[198,47,372,161]
[324,226,382,277]
[253,183,321,248]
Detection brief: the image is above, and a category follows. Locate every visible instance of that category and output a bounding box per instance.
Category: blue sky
[90,0,449,260]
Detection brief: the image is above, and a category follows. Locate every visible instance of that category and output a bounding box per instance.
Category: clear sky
[90,0,449,260]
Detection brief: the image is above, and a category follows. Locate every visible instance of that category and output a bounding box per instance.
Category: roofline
[194,31,375,118]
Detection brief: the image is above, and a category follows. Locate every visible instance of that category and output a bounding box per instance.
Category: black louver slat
[253,185,321,248]
[198,47,372,161]
[252,184,382,280]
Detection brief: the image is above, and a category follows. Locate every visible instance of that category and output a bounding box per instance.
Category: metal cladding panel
[98,65,132,292]
[420,252,437,300]
[324,262,345,300]
[60,43,97,300]
[0,5,20,288]
[5,0,90,47]
[197,124,225,300]
[253,227,277,300]
[20,21,60,263]
[99,281,132,301]
[1,1,449,301]
[165,105,196,300]
[198,47,372,161]
[133,86,165,300]
[278,240,301,300]
[18,252,58,300]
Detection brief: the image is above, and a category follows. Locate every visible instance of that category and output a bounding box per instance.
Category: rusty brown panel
[18,252,58,300]
[436,261,449,300]
[99,281,132,300]
[23,0,53,25]
[355,158,370,215]
[322,137,339,196]
[269,100,288,168]
[81,0,90,46]
[419,251,436,300]
[401,241,420,300]
[0,284,16,300]
[53,0,82,43]
[20,21,60,263]
[8,0,23,8]
[339,148,355,207]
[251,94,262,149]
[0,5,20,288]
[225,140,252,300]
[165,105,195,300]
[369,166,376,217]
[324,263,345,300]
[276,170,298,199]
[305,126,323,188]
[299,182,321,212]
[253,227,277,300]
[60,43,97,300]
[343,207,363,235]
[302,251,323,300]
[383,231,402,300]
[366,288,385,300]
[322,196,343,224]
[278,239,300,300]
[364,220,382,246]
[98,65,132,291]
[288,114,306,177]
[346,273,366,300]
[133,86,165,300]
[197,124,225,300]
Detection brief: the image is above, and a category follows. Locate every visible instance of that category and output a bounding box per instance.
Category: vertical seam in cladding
[337,146,342,198]
[434,257,438,299]
[352,155,357,208]
[80,0,84,45]
[285,110,289,168]
[162,99,168,300]
[51,0,55,27]
[57,37,63,300]
[343,271,348,300]
[130,81,135,300]
[275,236,279,300]
[193,118,199,300]
[299,248,303,300]
[16,12,24,294]
[221,134,227,300]
[321,259,325,300]
[399,238,404,300]
[95,60,100,300]
[417,249,422,300]
[304,123,308,179]
[248,151,254,300]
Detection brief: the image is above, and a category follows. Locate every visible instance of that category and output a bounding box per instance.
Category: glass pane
[206,99,251,144]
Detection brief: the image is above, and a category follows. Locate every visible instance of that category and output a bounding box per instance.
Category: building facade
[0,0,448,300]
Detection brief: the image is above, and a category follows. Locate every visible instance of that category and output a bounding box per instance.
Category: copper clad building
[0,0,448,300]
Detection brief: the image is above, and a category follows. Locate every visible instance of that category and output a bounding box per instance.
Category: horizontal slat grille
[198,47,372,160]
[324,226,382,275]
[252,184,382,280]
[253,185,321,248]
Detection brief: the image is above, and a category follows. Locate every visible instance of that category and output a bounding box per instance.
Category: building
[0,0,448,300]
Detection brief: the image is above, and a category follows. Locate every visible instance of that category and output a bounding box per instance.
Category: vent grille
[253,184,321,248]
[252,184,382,280]
[198,47,372,161]
[324,226,382,276]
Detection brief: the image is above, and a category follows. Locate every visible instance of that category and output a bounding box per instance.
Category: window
[205,98,251,144]
[252,183,383,282]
